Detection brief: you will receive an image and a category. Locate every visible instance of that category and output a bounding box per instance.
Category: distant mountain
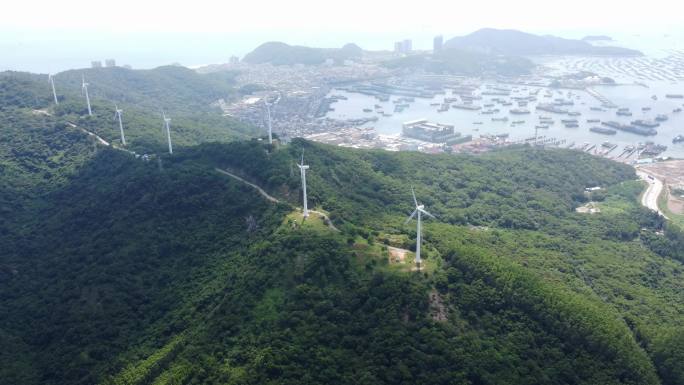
[383,49,534,76]
[243,42,363,66]
[582,35,614,42]
[444,28,641,56]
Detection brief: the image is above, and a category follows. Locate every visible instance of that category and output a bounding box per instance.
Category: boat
[565,123,579,128]
[655,114,668,122]
[568,111,582,116]
[590,126,617,135]
[590,107,605,111]
[472,121,483,125]
[674,135,684,143]
[631,119,660,128]
[513,120,525,124]
[363,108,372,113]
[535,125,549,129]
[492,117,509,122]
[652,95,658,100]
[642,107,652,111]
[561,119,579,124]
[674,108,682,113]
[602,121,657,136]
[510,108,530,114]
[666,94,684,99]
[616,108,633,116]
[587,119,600,123]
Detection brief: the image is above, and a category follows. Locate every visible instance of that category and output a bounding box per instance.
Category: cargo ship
[590,126,617,135]
[602,121,657,136]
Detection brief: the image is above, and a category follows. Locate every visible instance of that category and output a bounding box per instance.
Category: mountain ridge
[445,28,642,56]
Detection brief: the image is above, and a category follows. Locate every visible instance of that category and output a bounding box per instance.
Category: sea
[324,34,684,158]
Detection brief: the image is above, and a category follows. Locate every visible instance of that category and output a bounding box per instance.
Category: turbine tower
[162,111,173,154]
[48,74,58,105]
[405,186,436,270]
[81,75,92,116]
[297,151,310,218]
[114,104,126,146]
[264,99,273,144]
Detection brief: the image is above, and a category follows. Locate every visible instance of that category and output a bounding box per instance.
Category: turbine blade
[411,186,418,207]
[405,209,418,224]
[419,208,436,219]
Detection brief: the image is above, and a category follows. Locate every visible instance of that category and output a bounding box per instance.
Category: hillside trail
[215,168,339,232]
[69,121,338,231]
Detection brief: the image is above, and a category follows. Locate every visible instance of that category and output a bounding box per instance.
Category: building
[229,56,240,64]
[402,39,412,53]
[324,58,335,66]
[433,35,443,52]
[394,41,403,53]
[105,59,116,67]
[91,61,102,68]
[402,119,466,144]
[394,39,413,54]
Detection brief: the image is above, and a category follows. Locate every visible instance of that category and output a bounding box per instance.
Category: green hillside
[0,68,260,155]
[2,68,684,384]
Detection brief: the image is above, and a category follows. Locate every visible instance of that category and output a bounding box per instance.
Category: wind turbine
[162,111,173,154]
[264,99,273,144]
[297,151,310,218]
[405,186,436,270]
[48,74,58,105]
[81,75,92,116]
[114,104,126,146]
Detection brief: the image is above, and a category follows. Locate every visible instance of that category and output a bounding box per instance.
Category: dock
[585,88,617,108]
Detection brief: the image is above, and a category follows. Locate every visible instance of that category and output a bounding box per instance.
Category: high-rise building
[394,40,413,54]
[91,61,102,68]
[433,35,443,52]
[403,39,412,53]
[394,41,403,53]
[105,59,116,67]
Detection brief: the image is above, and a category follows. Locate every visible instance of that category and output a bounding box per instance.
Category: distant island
[582,35,614,42]
[444,28,641,56]
[242,42,363,66]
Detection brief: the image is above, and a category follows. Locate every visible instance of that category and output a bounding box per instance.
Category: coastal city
[207,38,684,168]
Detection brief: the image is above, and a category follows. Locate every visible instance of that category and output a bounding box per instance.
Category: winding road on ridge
[215,168,339,231]
[637,170,669,219]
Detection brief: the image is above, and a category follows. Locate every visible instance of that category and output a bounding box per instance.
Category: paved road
[637,170,669,219]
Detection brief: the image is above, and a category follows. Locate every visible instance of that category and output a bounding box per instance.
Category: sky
[2,0,683,73]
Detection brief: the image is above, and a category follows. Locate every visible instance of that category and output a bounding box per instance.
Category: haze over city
[3,0,683,72]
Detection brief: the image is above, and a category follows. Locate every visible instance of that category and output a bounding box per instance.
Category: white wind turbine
[81,75,92,116]
[405,186,436,270]
[48,74,58,105]
[114,104,126,146]
[298,151,310,218]
[264,99,273,144]
[162,111,173,154]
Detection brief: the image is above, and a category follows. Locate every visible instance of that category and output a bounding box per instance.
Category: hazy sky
[2,0,683,72]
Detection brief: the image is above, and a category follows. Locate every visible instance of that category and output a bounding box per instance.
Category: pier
[585,88,617,108]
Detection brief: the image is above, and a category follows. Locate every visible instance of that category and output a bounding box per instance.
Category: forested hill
[3,111,684,385]
[0,68,259,155]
